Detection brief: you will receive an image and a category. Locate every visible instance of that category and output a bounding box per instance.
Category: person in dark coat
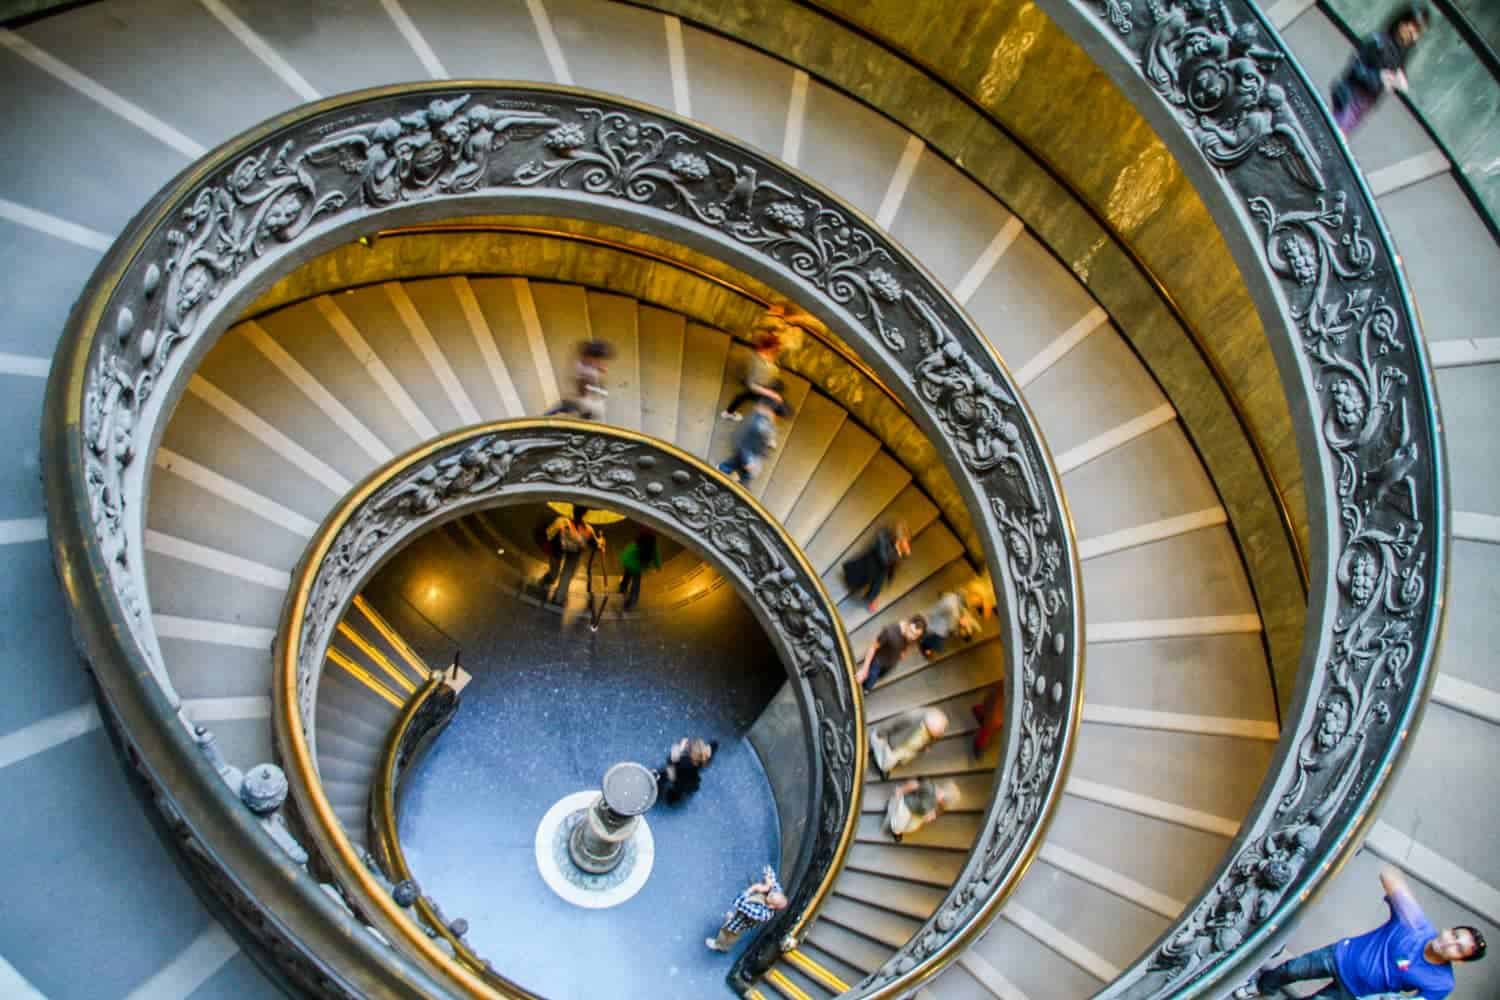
[841,522,911,612]
[535,506,601,607]
[1330,3,1428,133]
[657,737,717,805]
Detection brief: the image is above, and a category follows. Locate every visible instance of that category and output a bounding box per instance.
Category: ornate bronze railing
[278,421,860,996]
[46,81,1082,996]
[365,675,517,990]
[1024,2,1447,996]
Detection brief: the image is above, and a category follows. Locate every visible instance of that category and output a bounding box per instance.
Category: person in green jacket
[617,528,661,611]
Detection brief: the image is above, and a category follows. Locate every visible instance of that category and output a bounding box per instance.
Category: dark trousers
[718,449,757,484]
[1257,945,1354,999]
[723,388,759,415]
[618,571,643,610]
[919,631,948,657]
[842,552,889,604]
[863,655,897,692]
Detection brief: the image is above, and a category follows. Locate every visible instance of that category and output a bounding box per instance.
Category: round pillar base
[534,791,655,909]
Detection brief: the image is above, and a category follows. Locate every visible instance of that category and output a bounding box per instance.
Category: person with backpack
[885,778,960,844]
[535,506,601,608]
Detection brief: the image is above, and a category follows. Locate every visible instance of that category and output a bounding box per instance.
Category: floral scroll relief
[85,97,557,657]
[1081,0,1439,992]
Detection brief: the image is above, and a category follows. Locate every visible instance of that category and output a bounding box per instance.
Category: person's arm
[1380,866,1427,926]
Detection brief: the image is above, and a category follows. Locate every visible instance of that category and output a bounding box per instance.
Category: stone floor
[365,526,788,999]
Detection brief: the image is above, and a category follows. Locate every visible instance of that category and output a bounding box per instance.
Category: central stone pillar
[567,762,658,874]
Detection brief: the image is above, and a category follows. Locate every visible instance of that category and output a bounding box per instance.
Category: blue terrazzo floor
[365,522,787,998]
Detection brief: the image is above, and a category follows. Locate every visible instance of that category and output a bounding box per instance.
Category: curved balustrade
[366,675,516,991]
[44,82,1083,995]
[278,420,860,996]
[1024,1,1448,996]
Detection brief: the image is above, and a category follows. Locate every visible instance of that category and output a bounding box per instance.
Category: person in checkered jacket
[706,867,788,952]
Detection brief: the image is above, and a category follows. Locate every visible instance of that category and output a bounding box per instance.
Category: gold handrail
[276,419,864,998]
[368,676,514,988]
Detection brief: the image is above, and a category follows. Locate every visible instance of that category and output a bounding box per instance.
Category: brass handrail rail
[366,676,515,989]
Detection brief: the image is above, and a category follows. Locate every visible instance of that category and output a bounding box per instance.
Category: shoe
[1230,986,1260,1000]
[719,410,742,422]
[705,938,725,951]
[891,832,903,844]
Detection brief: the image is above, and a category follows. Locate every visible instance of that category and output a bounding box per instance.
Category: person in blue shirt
[1234,866,1485,998]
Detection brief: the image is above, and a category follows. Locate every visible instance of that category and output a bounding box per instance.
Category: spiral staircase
[0,1,1495,998]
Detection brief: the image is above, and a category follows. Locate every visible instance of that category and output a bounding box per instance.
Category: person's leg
[1257,944,1341,993]
[550,551,581,604]
[864,568,887,606]
[870,731,891,776]
[721,388,757,417]
[708,924,742,951]
[624,571,642,610]
[725,448,754,484]
[538,548,562,588]
[1334,87,1372,133]
[842,551,873,597]
[920,631,946,657]
[886,793,913,842]
[972,683,1005,754]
